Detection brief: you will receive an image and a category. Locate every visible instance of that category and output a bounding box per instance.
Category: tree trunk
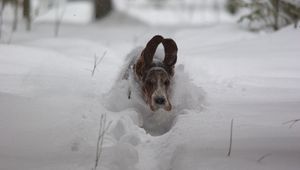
[273,0,280,31]
[0,0,5,39]
[23,0,31,31]
[12,0,18,32]
[94,0,112,19]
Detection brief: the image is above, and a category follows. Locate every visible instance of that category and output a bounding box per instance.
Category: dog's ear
[143,35,164,67]
[135,35,164,79]
[162,38,178,67]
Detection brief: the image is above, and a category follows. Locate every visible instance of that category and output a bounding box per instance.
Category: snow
[1,2,300,170]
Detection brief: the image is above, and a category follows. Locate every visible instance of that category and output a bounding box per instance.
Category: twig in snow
[283,119,300,128]
[93,113,112,170]
[227,119,234,157]
[257,153,272,163]
[91,51,106,77]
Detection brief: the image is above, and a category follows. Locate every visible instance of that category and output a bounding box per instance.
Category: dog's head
[134,35,178,111]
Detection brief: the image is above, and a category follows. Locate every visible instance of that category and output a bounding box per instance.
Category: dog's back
[120,47,143,81]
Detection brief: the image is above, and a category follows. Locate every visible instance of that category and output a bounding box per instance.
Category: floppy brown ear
[143,35,164,67]
[162,38,178,67]
[135,35,164,79]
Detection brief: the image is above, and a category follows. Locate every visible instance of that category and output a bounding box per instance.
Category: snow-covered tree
[226,0,241,14]
[281,0,300,28]
[236,0,300,30]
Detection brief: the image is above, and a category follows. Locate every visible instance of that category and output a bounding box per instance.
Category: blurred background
[0,0,299,39]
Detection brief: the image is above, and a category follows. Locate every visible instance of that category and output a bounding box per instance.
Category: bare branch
[283,119,300,128]
[227,119,234,157]
[257,153,272,163]
[91,51,106,77]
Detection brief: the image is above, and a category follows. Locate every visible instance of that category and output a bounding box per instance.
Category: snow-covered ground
[1,5,300,170]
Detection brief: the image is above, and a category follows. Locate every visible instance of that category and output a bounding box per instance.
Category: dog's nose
[155,97,165,105]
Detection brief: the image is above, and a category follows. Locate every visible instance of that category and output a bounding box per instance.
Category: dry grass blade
[283,119,300,128]
[227,119,234,157]
[257,153,272,163]
[91,51,107,77]
[93,113,112,170]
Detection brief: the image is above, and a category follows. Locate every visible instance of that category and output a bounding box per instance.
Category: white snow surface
[1,12,300,170]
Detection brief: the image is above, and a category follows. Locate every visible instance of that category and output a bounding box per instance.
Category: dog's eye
[164,80,170,86]
[146,80,154,86]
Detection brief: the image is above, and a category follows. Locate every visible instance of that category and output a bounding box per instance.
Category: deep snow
[1,7,300,170]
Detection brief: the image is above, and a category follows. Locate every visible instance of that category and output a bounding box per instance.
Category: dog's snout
[155,97,165,105]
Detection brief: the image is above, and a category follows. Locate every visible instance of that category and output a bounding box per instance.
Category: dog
[110,35,203,134]
[124,35,178,112]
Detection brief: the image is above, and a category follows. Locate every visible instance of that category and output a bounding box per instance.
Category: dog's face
[143,66,172,111]
[134,35,177,112]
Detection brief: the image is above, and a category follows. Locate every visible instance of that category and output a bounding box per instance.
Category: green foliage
[226,0,242,14]
[238,0,275,30]
[232,0,300,31]
[280,1,300,28]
